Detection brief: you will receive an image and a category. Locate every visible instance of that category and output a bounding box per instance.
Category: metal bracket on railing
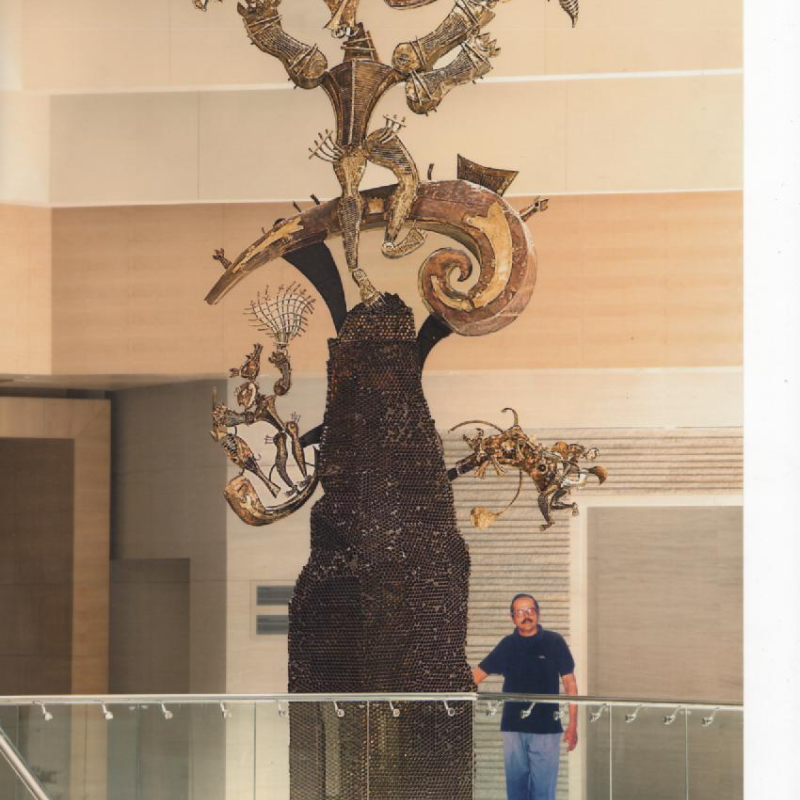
[36,703,53,722]
[589,704,609,723]
[663,706,684,725]
[388,701,400,718]
[333,702,345,718]
[520,701,536,719]
[553,707,564,721]
[220,702,232,719]
[443,701,456,718]
[277,703,288,718]
[702,707,721,727]
[160,703,173,720]
[625,704,643,724]
[101,704,113,721]
[485,701,500,717]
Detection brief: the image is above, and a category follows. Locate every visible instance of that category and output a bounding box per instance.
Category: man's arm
[561,673,579,751]
[472,666,489,685]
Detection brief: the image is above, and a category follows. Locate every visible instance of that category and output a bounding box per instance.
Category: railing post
[0,722,54,800]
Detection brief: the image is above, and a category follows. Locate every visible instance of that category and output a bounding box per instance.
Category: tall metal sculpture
[198,2,579,799]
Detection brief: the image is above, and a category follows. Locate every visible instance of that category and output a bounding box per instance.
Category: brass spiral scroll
[206,178,537,336]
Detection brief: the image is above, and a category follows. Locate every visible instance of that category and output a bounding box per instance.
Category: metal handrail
[0,692,743,712]
[0,723,54,800]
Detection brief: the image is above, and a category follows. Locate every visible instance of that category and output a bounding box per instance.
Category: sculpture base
[288,295,472,800]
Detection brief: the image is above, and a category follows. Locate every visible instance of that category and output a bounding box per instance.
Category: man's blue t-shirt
[479,626,575,733]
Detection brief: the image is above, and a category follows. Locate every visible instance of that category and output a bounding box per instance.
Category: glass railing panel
[134,701,250,800]
[17,702,78,800]
[0,705,21,800]
[138,702,193,800]
[255,700,290,800]
[609,704,688,800]
[258,698,475,800]
[209,702,255,800]
[0,695,743,800]
[106,703,141,800]
[72,703,114,800]
[687,707,743,800]
[583,703,612,800]
[473,698,504,800]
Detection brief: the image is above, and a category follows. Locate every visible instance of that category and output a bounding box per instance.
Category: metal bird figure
[230,343,263,381]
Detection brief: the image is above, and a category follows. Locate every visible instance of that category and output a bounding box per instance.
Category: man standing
[473,593,578,800]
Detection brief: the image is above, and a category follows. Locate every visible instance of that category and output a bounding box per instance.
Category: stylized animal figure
[450,408,607,531]
[194,0,574,306]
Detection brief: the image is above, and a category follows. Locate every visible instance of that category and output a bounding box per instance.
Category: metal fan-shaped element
[245,283,316,348]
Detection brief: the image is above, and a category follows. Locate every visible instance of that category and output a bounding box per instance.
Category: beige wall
[587,505,742,701]
[112,380,227,693]
[47,191,742,377]
[110,559,191,694]
[0,204,52,374]
[0,93,50,203]
[16,0,741,92]
[0,0,22,90]
[47,75,741,205]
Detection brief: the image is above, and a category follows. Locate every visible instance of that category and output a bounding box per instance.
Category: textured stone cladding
[288,294,473,800]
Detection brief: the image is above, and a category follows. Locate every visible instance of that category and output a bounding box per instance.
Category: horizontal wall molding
[24,68,745,98]
[43,185,744,210]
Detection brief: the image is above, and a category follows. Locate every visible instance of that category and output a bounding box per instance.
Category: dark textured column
[289,294,473,800]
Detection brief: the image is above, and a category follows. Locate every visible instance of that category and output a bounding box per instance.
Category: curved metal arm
[205,179,536,337]
[392,0,497,75]
[404,33,499,115]
[239,1,328,88]
[193,1,328,88]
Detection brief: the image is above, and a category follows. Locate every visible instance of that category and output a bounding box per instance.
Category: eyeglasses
[512,608,538,618]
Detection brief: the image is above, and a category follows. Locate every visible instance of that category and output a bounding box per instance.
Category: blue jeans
[502,731,562,800]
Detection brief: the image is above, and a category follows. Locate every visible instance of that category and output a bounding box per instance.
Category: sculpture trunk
[288,294,473,800]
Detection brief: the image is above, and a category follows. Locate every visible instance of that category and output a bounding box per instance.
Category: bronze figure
[196,0,570,314]
[211,284,320,525]
[451,408,608,530]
